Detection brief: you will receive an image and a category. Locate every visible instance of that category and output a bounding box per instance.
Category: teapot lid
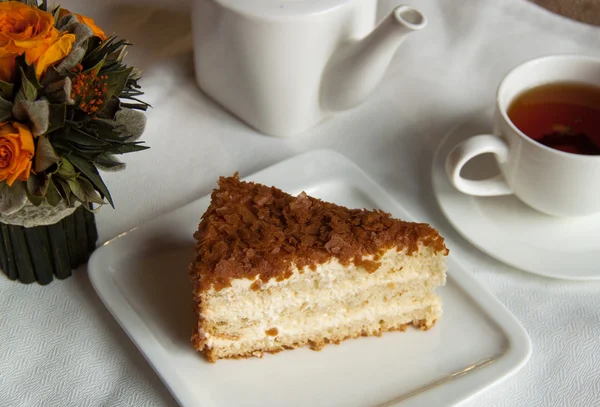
[215,0,357,18]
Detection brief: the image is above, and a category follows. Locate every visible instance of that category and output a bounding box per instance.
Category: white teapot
[192,1,426,137]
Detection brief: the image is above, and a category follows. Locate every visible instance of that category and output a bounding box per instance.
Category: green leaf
[67,178,86,202]
[86,119,115,130]
[106,45,127,65]
[84,36,102,58]
[96,96,120,120]
[107,143,149,155]
[78,177,105,204]
[53,140,98,159]
[0,95,13,121]
[26,191,44,206]
[83,54,106,78]
[52,6,62,26]
[64,128,110,148]
[47,103,66,133]
[68,145,106,155]
[40,66,62,87]
[35,135,60,173]
[85,122,130,143]
[120,102,149,111]
[16,67,38,102]
[45,179,62,206]
[53,177,72,206]
[0,80,14,100]
[23,62,42,90]
[39,0,48,11]
[26,173,50,201]
[57,158,77,179]
[105,67,133,98]
[84,36,126,68]
[52,139,79,155]
[67,154,114,207]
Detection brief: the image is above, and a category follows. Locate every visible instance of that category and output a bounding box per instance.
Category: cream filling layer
[201,293,441,350]
[201,247,446,321]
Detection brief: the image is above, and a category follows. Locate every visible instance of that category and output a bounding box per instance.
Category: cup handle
[445,134,512,196]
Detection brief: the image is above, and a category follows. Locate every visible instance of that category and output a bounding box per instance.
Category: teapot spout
[321,5,426,112]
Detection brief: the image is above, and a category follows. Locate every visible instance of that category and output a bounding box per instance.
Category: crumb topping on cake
[190,174,448,292]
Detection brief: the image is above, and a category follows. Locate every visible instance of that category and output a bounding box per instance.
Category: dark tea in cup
[507,82,600,155]
[446,55,600,217]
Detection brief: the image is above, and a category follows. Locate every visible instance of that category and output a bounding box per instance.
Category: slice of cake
[188,174,448,362]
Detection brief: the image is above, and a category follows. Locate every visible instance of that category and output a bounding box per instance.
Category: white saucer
[432,115,600,281]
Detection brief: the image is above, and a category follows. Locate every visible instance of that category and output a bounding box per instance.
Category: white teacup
[445,55,600,217]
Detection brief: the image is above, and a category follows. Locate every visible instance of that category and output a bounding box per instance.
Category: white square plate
[89,149,531,407]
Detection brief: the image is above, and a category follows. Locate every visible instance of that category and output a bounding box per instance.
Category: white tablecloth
[1,0,599,406]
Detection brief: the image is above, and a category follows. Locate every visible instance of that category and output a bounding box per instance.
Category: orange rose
[0,122,34,186]
[0,54,16,83]
[35,32,75,77]
[59,9,107,41]
[0,2,75,81]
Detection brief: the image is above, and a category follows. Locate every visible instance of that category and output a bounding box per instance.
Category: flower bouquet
[0,1,149,284]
